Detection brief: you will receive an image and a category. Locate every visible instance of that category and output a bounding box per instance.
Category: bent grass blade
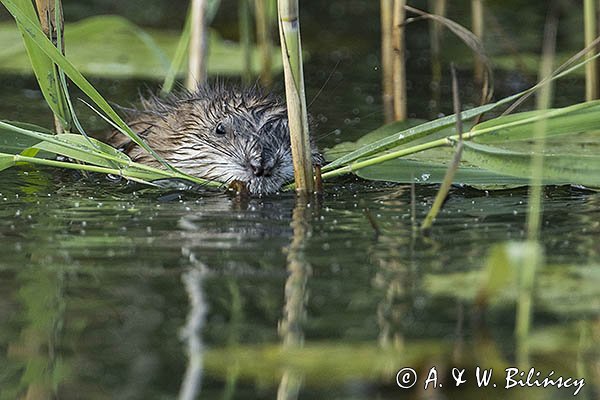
[0,0,171,169]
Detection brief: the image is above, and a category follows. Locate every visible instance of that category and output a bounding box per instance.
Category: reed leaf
[0,120,125,166]
[0,120,222,187]
[0,151,157,180]
[472,101,600,143]
[0,0,169,167]
[355,157,531,187]
[322,92,522,172]
[11,0,69,128]
[33,134,130,168]
[161,6,192,95]
[462,142,600,187]
[324,99,600,188]
[324,47,600,177]
[0,153,14,171]
[0,121,52,154]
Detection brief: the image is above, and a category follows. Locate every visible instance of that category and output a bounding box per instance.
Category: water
[1,2,599,399]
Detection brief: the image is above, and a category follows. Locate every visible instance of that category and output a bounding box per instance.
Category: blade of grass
[527,4,558,240]
[162,4,192,95]
[1,151,158,180]
[322,93,520,173]
[17,0,70,130]
[1,0,171,169]
[0,153,14,171]
[321,97,600,184]
[502,36,600,116]
[0,120,221,186]
[472,101,600,143]
[516,7,558,370]
[471,0,484,83]
[323,45,600,175]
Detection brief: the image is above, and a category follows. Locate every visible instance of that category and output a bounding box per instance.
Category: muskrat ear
[215,122,227,135]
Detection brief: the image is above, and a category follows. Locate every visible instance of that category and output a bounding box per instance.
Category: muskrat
[107,84,323,195]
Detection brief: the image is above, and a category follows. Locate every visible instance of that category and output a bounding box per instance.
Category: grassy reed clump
[2,0,600,199]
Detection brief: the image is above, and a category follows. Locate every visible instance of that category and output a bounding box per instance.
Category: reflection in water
[179,254,206,400]
[178,265,208,400]
[277,196,314,400]
[515,241,542,369]
[1,167,600,398]
[6,269,65,400]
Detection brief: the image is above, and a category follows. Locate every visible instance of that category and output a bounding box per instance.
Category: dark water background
[1,1,599,399]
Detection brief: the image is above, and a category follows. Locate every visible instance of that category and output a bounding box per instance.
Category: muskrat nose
[249,158,274,177]
[249,159,265,177]
[251,163,265,177]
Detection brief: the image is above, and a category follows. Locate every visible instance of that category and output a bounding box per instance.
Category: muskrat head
[122,85,323,195]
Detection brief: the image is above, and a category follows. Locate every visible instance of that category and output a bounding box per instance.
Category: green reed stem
[584,0,598,100]
[239,0,253,85]
[187,0,208,89]
[162,3,192,96]
[421,65,463,231]
[517,6,558,370]
[381,0,394,123]
[6,153,156,180]
[4,151,220,186]
[428,0,447,113]
[526,7,557,241]
[255,0,274,86]
[277,0,314,193]
[0,121,221,186]
[471,0,484,82]
[392,0,407,121]
[321,99,593,182]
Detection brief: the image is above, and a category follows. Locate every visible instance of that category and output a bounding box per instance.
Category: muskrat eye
[263,121,274,132]
[215,122,227,135]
